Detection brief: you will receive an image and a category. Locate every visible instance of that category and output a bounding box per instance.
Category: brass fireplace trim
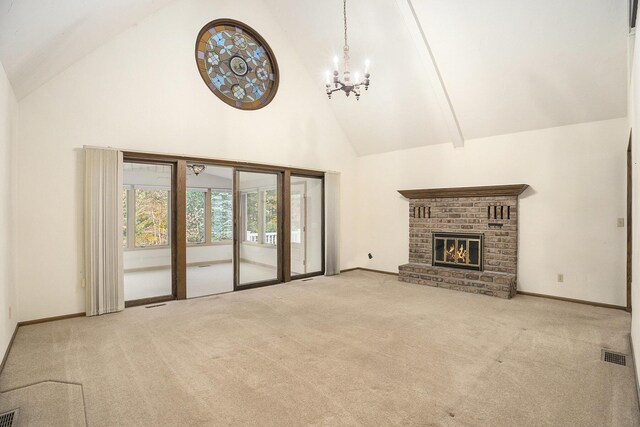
[433,232,484,271]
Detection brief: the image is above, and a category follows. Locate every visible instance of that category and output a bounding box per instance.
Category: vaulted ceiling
[265,0,629,155]
[0,0,629,156]
[0,0,175,99]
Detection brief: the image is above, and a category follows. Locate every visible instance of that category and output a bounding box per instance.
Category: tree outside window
[212,191,233,241]
[264,189,278,245]
[186,190,206,244]
[124,186,235,249]
[134,189,169,247]
[123,189,128,247]
[245,192,259,242]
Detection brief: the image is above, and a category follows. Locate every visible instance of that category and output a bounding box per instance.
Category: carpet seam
[0,379,88,426]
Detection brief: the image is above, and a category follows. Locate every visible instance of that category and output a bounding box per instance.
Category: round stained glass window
[195,19,279,110]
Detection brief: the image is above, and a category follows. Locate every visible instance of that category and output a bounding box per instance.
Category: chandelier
[325,0,370,100]
[188,164,206,176]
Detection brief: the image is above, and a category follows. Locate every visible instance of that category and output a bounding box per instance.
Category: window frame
[185,187,233,247]
[262,187,278,246]
[290,181,306,246]
[185,188,207,246]
[240,186,278,247]
[123,185,234,250]
[123,185,172,251]
[241,189,259,244]
[210,188,233,243]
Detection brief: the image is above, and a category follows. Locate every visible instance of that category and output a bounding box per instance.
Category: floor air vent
[601,349,627,366]
[0,409,19,427]
[301,278,314,282]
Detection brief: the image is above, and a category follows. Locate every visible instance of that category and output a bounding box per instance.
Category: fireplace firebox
[433,232,483,271]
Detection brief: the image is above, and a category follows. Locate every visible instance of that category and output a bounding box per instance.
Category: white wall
[356,118,628,306]
[240,244,277,267]
[124,165,233,189]
[15,0,359,321]
[0,61,18,357]
[629,24,640,391]
[124,244,232,271]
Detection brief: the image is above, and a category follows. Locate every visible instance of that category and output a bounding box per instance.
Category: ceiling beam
[395,0,464,148]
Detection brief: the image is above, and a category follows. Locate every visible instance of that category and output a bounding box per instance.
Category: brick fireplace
[398,185,528,299]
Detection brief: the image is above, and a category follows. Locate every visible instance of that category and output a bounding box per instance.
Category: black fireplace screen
[433,232,483,271]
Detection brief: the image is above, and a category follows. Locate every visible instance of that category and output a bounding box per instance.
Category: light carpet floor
[1,270,639,426]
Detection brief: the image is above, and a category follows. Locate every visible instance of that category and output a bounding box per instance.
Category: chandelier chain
[343,0,348,48]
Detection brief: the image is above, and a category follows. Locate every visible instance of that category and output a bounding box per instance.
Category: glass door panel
[186,164,234,298]
[290,176,323,277]
[123,162,174,303]
[291,183,305,275]
[237,171,280,286]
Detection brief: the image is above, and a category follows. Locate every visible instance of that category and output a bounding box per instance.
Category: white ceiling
[266,0,629,154]
[410,0,629,141]
[264,0,454,155]
[0,0,630,155]
[0,0,174,99]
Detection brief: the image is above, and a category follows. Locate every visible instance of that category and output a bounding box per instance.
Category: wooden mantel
[398,184,529,199]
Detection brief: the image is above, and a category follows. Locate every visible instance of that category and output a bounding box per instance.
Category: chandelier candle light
[325,0,370,100]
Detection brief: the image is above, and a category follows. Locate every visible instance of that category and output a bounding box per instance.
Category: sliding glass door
[290,175,324,278]
[121,152,324,306]
[185,164,234,298]
[236,170,281,288]
[122,161,175,305]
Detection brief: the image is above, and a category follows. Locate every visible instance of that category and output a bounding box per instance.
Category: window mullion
[241,194,244,241]
[258,190,265,244]
[128,187,135,249]
[206,189,212,244]
[167,189,172,246]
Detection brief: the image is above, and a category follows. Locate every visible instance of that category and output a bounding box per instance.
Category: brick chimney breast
[397,185,528,299]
